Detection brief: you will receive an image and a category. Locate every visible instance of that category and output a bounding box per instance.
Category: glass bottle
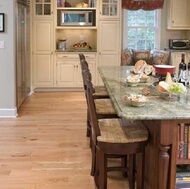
[178,53,187,85]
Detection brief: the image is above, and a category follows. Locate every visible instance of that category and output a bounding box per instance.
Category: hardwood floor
[0,92,129,189]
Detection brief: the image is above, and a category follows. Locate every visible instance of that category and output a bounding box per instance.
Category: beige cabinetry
[170,51,190,74]
[31,0,54,90]
[97,0,121,84]
[33,0,53,19]
[99,0,120,20]
[167,0,190,29]
[56,53,96,87]
[32,21,54,88]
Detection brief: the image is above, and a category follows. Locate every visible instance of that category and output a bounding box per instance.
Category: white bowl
[131,100,145,107]
[127,81,139,87]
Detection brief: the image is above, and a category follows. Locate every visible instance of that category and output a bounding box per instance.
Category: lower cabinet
[32,52,96,90]
[56,53,96,87]
[33,54,54,87]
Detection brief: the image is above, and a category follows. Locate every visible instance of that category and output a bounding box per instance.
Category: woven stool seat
[93,86,108,97]
[94,99,116,115]
[97,119,148,143]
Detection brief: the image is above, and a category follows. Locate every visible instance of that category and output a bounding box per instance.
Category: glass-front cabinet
[100,0,120,19]
[34,0,52,17]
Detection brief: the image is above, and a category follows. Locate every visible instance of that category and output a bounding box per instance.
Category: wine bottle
[187,61,190,85]
[178,54,187,85]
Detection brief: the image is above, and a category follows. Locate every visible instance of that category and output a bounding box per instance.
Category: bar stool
[85,73,149,189]
[79,54,114,138]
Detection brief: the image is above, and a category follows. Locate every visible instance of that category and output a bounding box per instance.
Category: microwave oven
[169,39,190,50]
[58,10,95,26]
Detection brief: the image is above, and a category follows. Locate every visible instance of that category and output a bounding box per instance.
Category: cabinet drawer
[56,53,96,60]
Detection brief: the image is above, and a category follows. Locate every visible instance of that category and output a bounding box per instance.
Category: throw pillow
[132,49,151,64]
[121,49,133,66]
[153,50,170,65]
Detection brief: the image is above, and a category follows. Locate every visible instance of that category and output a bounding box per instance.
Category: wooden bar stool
[85,74,149,189]
[79,53,113,138]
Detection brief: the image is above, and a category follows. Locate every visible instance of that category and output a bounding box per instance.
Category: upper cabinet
[99,0,121,20]
[167,0,190,29]
[33,0,53,19]
[55,0,97,29]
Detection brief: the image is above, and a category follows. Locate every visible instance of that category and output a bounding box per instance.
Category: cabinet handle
[100,11,102,15]
[51,11,53,15]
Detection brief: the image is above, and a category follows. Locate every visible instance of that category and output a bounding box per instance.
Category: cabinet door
[99,0,121,20]
[75,64,84,87]
[99,21,120,53]
[168,0,190,29]
[33,54,54,86]
[32,21,54,88]
[99,21,120,62]
[56,61,76,87]
[33,0,53,18]
[170,52,190,75]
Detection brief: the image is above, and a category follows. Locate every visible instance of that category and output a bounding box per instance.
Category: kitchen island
[98,66,190,189]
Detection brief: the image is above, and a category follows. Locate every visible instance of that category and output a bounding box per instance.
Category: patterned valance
[122,0,164,10]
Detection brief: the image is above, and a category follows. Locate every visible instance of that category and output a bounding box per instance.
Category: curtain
[122,0,164,10]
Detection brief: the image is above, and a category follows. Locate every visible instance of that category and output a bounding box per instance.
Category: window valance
[122,0,164,10]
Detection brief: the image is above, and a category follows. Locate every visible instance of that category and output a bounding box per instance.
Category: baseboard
[0,108,17,118]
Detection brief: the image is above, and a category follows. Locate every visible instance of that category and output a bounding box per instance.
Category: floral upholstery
[121,49,170,66]
[132,49,151,64]
[152,50,170,65]
[121,48,133,66]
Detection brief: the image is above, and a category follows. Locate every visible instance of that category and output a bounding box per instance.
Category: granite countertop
[55,48,97,53]
[98,66,190,120]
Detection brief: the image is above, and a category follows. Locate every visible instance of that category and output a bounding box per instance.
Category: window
[123,9,161,50]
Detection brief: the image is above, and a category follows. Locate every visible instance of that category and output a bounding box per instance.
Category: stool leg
[98,149,107,189]
[128,154,135,189]
[91,140,96,176]
[121,155,128,178]
[136,151,145,189]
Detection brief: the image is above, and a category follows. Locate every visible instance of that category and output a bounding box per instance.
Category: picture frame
[0,13,5,32]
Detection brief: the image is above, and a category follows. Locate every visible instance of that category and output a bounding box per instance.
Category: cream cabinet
[167,0,190,29]
[170,51,190,74]
[97,20,121,84]
[56,53,96,87]
[97,0,121,85]
[33,0,53,19]
[32,20,54,88]
[99,0,121,20]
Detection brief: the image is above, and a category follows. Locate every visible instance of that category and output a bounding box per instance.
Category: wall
[0,0,17,117]
[160,0,189,49]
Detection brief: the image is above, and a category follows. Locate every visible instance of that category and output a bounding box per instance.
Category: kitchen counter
[98,66,190,189]
[98,66,190,120]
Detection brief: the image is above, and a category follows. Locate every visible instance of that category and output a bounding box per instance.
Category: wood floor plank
[0,92,129,189]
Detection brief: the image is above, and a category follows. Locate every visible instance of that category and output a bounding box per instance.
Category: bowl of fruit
[73,42,91,50]
[157,72,187,100]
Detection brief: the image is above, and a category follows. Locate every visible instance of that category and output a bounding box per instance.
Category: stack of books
[178,123,190,159]
[176,165,190,188]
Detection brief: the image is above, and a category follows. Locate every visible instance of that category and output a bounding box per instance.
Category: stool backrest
[83,70,101,139]
[79,53,92,91]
